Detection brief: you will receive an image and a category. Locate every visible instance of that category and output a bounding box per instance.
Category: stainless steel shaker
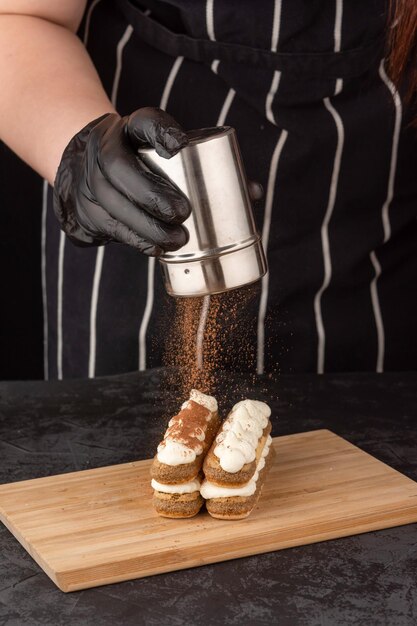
[138,126,267,297]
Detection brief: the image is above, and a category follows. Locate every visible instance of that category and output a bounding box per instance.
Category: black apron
[44,0,417,379]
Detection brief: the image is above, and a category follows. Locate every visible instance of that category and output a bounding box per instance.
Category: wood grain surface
[0,429,416,593]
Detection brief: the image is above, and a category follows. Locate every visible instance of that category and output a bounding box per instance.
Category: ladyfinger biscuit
[203,399,272,486]
[201,436,275,519]
[151,390,220,485]
[152,475,204,518]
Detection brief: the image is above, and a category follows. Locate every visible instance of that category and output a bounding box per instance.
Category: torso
[44,0,417,378]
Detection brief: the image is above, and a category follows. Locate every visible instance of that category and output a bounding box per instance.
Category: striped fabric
[42,0,417,378]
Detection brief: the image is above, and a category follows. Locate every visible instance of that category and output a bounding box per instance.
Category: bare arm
[0,1,116,184]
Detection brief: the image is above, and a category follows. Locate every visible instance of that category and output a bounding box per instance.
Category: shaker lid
[186,126,233,145]
[137,126,233,154]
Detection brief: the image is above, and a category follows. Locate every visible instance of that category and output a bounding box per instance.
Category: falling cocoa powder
[162,283,259,400]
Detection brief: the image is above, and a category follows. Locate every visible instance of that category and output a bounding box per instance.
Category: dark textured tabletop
[0,369,416,626]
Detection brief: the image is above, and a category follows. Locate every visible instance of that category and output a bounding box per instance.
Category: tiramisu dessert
[151,390,220,518]
[201,399,274,519]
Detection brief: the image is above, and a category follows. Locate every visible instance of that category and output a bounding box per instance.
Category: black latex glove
[53,107,192,256]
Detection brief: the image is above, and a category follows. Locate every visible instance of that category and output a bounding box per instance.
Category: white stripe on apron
[256,130,287,374]
[256,0,286,375]
[313,98,344,374]
[218,88,236,126]
[313,0,344,374]
[83,0,102,47]
[88,24,134,378]
[138,257,156,372]
[196,295,211,370]
[368,59,402,372]
[206,2,220,75]
[54,0,103,380]
[266,71,281,125]
[88,247,105,378]
[379,59,402,244]
[369,250,384,372]
[266,0,283,125]
[41,179,49,380]
[57,231,65,379]
[334,0,343,95]
[206,0,215,42]
[334,0,343,52]
[138,55,185,371]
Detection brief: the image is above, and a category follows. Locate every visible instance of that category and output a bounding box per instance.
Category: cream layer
[151,477,201,495]
[201,435,272,499]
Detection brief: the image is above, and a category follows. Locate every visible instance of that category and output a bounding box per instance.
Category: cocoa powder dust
[162,283,260,401]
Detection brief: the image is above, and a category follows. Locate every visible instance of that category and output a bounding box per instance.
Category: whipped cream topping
[157,390,217,466]
[182,390,218,413]
[157,440,197,466]
[213,399,271,473]
[201,435,272,499]
[151,476,201,495]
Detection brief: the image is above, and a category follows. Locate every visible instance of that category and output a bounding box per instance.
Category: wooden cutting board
[1,429,417,593]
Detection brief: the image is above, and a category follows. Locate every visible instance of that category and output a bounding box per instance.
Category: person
[0,0,416,380]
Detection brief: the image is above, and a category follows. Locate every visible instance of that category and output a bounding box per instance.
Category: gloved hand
[53,107,192,256]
